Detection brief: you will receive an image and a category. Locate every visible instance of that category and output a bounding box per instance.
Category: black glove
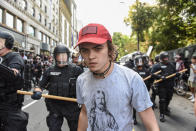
[175,72,181,77]
[31,91,42,100]
[161,76,166,81]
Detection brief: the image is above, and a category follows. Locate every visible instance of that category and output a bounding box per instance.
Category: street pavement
[22,92,196,131]
[134,93,196,131]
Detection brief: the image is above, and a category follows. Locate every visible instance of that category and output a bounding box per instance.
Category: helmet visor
[135,57,143,66]
[56,53,68,67]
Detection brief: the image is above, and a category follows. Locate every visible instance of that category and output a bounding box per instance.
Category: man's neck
[93,62,114,79]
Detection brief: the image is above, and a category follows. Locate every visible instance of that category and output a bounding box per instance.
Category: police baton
[17,90,77,102]
[143,70,161,81]
[154,69,188,84]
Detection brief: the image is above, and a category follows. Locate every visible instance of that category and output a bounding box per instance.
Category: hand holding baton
[154,69,187,84]
[17,90,77,102]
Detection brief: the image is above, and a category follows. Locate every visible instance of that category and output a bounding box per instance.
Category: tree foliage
[124,0,196,54]
[112,32,137,60]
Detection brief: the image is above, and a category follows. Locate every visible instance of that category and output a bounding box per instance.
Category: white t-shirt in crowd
[76,63,152,131]
[189,64,196,82]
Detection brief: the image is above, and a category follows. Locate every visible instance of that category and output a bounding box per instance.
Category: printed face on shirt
[95,90,105,110]
[79,42,110,73]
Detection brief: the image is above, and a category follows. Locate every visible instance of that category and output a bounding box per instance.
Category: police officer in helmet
[151,51,180,122]
[32,45,83,131]
[0,31,28,131]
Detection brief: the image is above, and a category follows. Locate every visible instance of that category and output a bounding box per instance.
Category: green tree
[112,32,137,60]
[125,0,196,54]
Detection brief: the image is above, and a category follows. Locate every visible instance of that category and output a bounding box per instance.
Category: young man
[75,23,160,131]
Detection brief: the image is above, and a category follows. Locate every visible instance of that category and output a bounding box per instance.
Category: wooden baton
[143,70,161,81]
[154,69,188,84]
[17,90,77,102]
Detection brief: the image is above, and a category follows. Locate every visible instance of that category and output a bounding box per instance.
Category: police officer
[0,31,28,131]
[132,55,152,125]
[31,45,83,131]
[151,52,179,122]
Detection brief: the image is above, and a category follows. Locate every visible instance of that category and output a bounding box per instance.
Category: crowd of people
[0,23,195,131]
[20,52,53,91]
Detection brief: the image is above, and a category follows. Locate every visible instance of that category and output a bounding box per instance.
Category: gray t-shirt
[76,63,152,131]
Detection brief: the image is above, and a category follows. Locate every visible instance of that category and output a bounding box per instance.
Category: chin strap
[93,61,112,78]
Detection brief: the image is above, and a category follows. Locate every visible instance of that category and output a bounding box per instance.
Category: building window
[38,31,42,40]
[0,8,2,23]
[43,34,46,43]
[28,25,35,37]
[47,36,50,44]
[32,8,35,17]
[49,23,51,30]
[45,19,47,26]
[45,6,47,13]
[38,13,41,22]
[6,12,14,28]
[17,19,23,32]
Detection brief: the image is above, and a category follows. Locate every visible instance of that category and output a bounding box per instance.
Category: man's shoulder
[78,70,91,79]
[116,63,136,74]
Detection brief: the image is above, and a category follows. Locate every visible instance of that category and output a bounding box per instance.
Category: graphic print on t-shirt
[88,89,119,131]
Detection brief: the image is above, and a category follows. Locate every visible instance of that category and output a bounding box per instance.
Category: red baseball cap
[75,23,112,48]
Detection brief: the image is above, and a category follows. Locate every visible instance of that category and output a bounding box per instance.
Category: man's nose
[89,50,96,59]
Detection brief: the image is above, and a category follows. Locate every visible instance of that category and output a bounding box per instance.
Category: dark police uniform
[39,63,83,131]
[0,52,28,131]
[151,60,176,121]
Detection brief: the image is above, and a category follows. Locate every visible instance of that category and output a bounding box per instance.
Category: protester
[75,23,159,131]
[188,55,196,102]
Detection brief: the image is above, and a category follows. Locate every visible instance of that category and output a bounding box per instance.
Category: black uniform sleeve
[74,65,83,77]
[151,64,161,79]
[39,68,50,89]
[8,54,24,74]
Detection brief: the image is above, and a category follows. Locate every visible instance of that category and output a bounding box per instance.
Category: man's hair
[107,40,118,62]
[192,55,196,60]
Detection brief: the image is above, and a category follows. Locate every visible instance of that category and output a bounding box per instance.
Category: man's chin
[89,67,101,73]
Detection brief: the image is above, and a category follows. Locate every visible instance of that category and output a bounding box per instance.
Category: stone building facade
[0,0,77,55]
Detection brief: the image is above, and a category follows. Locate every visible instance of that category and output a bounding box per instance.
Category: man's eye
[95,47,102,51]
[81,49,88,53]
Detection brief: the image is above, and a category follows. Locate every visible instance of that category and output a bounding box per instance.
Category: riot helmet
[142,54,149,66]
[132,51,142,60]
[155,55,160,63]
[53,45,70,67]
[0,31,14,49]
[159,51,169,63]
[134,55,143,67]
